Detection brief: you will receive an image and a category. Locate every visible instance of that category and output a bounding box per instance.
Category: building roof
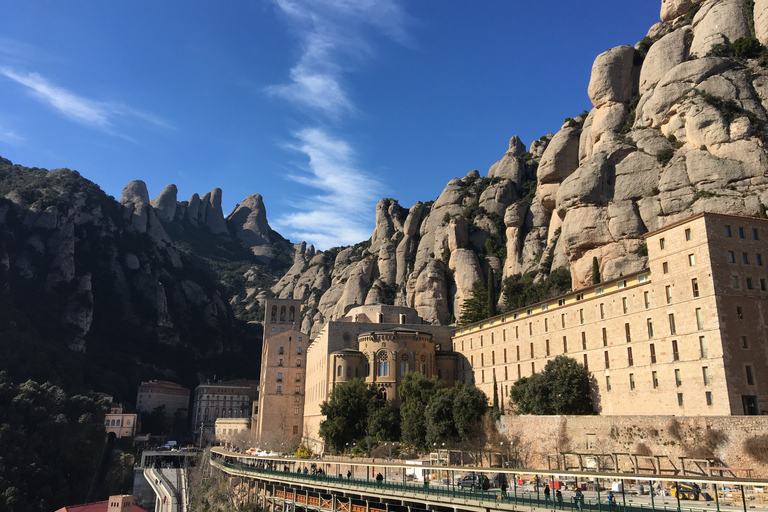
[358,327,433,337]
[330,347,364,355]
[138,380,190,391]
[54,500,149,512]
[643,211,768,238]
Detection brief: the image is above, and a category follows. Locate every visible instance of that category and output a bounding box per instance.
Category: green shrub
[657,148,675,166]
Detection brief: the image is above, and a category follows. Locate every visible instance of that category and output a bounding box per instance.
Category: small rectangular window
[732,276,740,289]
[662,262,669,273]
[728,251,735,263]
[544,318,549,332]
[595,287,604,295]
[579,309,584,324]
[669,313,676,335]
[706,391,713,405]
[604,351,610,369]
[647,318,654,339]
[725,225,731,237]
[602,327,608,346]
[650,343,656,364]
[739,227,745,238]
[627,347,634,366]
[672,339,679,361]
[688,254,696,266]
[638,273,649,283]
[563,336,568,353]
[762,278,767,291]
[746,365,755,385]
[675,368,682,387]
[629,373,635,390]
[561,313,566,328]
[581,331,587,350]
[617,280,627,289]
[692,278,699,298]
[747,277,753,290]
[606,375,611,391]
[542,304,548,311]
[558,299,565,306]
[545,339,550,356]
[644,291,650,309]
[753,228,759,240]
[652,371,659,388]
[741,336,749,349]
[685,228,692,241]
[279,347,284,354]
[678,393,684,407]
[702,366,710,385]
[665,285,672,304]
[660,238,666,249]
[622,297,628,314]
[757,254,763,266]
[743,253,750,264]
[699,336,708,358]
[583,354,588,369]
[600,303,605,319]
[530,343,534,358]
[625,322,631,342]
[737,306,744,319]
[696,308,704,330]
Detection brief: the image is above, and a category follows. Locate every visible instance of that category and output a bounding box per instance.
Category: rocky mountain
[267,0,768,337]
[0,159,281,399]
[3,0,768,394]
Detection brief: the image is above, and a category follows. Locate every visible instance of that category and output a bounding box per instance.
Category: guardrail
[211,454,762,512]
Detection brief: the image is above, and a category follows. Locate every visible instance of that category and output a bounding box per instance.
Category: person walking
[574,489,584,512]
[347,469,352,480]
[544,484,551,507]
[500,481,508,499]
[556,489,564,509]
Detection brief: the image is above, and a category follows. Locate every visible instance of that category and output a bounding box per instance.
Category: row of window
[275,385,303,394]
[277,346,303,355]
[731,275,768,291]
[727,251,763,265]
[276,358,302,367]
[105,418,131,427]
[275,372,302,382]
[724,225,760,240]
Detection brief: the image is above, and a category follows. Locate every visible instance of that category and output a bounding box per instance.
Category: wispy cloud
[0,67,172,134]
[273,127,384,248]
[0,124,24,145]
[268,0,409,118]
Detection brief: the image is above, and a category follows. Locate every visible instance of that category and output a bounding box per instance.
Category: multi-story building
[255,298,307,450]
[135,380,190,426]
[191,380,259,435]
[452,212,768,416]
[302,304,455,452]
[215,417,251,444]
[102,396,137,439]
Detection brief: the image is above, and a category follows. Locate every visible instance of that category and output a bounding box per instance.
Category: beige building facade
[453,212,768,416]
[215,417,251,443]
[191,380,259,435]
[303,304,455,452]
[105,401,137,439]
[135,380,190,425]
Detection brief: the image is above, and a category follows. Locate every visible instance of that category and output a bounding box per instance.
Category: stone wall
[499,414,768,478]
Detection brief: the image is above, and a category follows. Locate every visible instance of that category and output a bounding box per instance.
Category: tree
[452,382,488,441]
[399,373,444,451]
[486,268,497,318]
[592,257,601,284]
[509,356,594,415]
[502,267,571,312]
[424,388,456,446]
[366,391,400,441]
[319,379,372,453]
[0,373,107,512]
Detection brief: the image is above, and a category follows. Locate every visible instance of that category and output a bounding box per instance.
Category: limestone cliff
[268,0,768,335]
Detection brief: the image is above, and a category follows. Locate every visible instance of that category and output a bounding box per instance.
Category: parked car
[489,473,508,489]
[457,474,490,490]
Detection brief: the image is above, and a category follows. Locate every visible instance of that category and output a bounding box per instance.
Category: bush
[657,148,675,166]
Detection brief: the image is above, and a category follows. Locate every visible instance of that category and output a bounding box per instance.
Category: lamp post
[501,442,510,467]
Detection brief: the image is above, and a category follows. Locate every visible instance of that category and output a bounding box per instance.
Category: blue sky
[0,1,660,250]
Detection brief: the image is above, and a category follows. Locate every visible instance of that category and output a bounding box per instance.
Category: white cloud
[268,0,408,118]
[272,127,384,248]
[0,67,172,133]
[0,124,24,145]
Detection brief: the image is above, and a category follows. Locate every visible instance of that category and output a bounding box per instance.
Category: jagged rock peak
[151,184,178,222]
[228,193,272,248]
[120,180,149,205]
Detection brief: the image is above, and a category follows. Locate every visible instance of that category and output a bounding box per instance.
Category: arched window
[271,306,277,322]
[204,408,209,420]
[116,419,121,426]
[280,306,286,321]
[337,365,342,377]
[289,306,295,321]
[111,419,116,426]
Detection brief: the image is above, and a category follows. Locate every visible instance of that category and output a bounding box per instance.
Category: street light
[501,441,510,467]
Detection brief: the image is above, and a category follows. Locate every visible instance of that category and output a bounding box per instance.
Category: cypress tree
[486,268,497,318]
[591,257,601,284]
